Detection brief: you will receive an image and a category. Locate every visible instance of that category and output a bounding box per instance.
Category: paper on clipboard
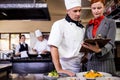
[80,38,111,52]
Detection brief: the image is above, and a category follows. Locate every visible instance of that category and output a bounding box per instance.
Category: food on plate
[84,70,103,79]
[48,70,59,77]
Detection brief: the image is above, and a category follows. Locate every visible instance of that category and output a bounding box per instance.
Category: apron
[60,55,83,73]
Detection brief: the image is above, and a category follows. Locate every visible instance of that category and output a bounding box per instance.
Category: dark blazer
[85,17,116,74]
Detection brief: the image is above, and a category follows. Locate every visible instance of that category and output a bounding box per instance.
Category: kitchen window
[0,33,30,50]
[0,34,9,50]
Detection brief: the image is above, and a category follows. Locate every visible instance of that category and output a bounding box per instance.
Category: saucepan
[40,52,51,58]
[28,51,38,58]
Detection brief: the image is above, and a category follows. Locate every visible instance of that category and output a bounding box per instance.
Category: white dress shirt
[15,42,29,57]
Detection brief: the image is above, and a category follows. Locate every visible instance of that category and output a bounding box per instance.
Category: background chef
[33,29,50,55]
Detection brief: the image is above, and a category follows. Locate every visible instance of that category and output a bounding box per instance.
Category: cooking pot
[40,52,51,58]
[28,51,38,58]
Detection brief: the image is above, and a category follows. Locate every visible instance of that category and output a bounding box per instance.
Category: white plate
[58,77,86,80]
[44,76,58,80]
[76,72,112,77]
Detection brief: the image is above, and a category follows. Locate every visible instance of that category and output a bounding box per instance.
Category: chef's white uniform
[48,19,85,73]
[33,39,50,54]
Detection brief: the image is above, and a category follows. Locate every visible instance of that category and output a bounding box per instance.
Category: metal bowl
[40,52,51,58]
[28,50,38,58]
[28,53,38,58]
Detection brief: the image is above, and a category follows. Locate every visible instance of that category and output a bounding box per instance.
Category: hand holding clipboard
[80,38,111,52]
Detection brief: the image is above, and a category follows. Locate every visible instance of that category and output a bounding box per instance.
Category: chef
[48,0,85,77]
[33,29,50,55]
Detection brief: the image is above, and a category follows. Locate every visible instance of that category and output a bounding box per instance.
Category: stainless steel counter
[0,63,12,80]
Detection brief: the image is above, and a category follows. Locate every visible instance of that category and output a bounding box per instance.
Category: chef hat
[35,29,42,37]
[64,0,81,10]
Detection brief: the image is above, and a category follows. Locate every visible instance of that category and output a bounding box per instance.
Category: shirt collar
[20,42,25,44]
[88,16,105,26]
[65,14,84,28]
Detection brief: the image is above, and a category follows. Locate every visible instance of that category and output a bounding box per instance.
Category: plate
[58,77,86,80]
[44,76,58,80]
[76,72,112,78]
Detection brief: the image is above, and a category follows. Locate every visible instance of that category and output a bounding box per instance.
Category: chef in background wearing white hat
[33,29,50,55]
[48,0,85,77]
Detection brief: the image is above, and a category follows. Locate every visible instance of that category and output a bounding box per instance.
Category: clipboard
[80,38,111,52]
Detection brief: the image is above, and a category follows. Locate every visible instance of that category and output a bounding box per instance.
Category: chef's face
[67,6,82,21]
[91,1,105,19]
[37,36,43,41]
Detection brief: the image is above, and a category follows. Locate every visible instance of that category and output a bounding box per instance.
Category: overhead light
[1,12,7,16]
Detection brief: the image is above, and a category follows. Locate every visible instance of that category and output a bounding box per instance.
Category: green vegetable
[48,70,59,77]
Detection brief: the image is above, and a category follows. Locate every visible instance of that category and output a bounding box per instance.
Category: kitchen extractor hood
[0,0,50,20]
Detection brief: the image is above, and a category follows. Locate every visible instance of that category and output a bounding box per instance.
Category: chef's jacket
[33,39,50,54]
[48,18,85,73]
